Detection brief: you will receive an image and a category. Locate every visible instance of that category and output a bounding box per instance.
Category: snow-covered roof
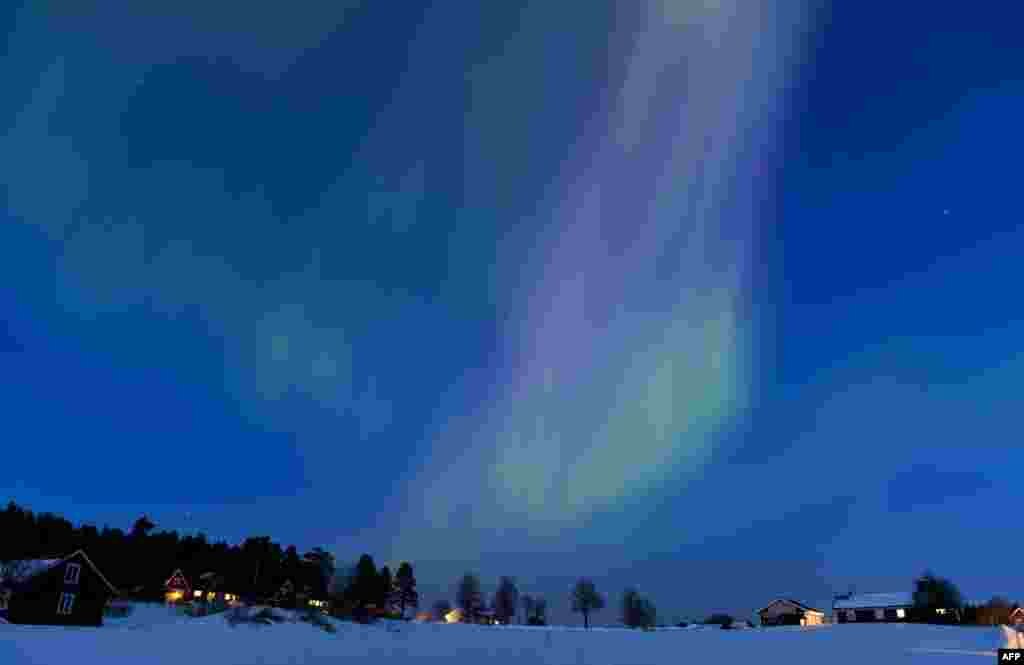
[1,550,119,595]
[833,592,913,609]
[758,598,824,615]
[1,559,62,583]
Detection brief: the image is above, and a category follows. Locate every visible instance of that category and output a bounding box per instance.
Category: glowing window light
[896,609,906,619]
[194,590,202,598]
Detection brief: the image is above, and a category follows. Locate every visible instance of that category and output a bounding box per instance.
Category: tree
[622,588,640,627]
[622,588,656,628]
[432,599,453,622]
[303,547,335,597]
[521,594,535,625]
[351,554,379,610]
[378,565,393,612]
[528,596,548,626]
[456,573,483,622]
[913,572,963,622]
[493,576,519,625]
[393,562,419,619]
[638,598,657,629]
[571,578,605,629]
[282,546,302,587]
[130,515,156,539]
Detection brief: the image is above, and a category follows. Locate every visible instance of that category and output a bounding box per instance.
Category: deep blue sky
[2,1,1022,623]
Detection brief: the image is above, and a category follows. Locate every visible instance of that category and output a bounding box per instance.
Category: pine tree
[393,561,419,619]
[493,576,519,624]
[456,573,483,622]
[378,565,393,612]
[352,554,379,610]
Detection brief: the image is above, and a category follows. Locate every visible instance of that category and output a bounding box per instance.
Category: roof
[757,598,824,615]
[1,550,119,596]
[165,569,191,590]
[1,559,63,583]
[833,592,913,609]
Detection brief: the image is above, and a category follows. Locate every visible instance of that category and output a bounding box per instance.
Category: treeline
[910,572,1020,626]
[433,573,654,629]
[3,501,672,627]
[0,502,334,603]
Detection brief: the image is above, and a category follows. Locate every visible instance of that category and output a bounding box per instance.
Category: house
[307,597,330,611]
[164,569,191,604]
[0,550,119,626]
[166,569,240,606]
[833,592,913,623]
[758,599,825,626]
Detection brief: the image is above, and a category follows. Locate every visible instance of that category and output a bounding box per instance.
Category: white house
[833,592,913,623]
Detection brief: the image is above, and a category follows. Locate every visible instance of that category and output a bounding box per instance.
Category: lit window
[194,590,202,598]
[64,563,82,585]
[57,593,76,615]
[936,608,946,615]
[896,609,906,619]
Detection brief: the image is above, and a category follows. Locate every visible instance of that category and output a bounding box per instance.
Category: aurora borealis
[2,1,1023,623]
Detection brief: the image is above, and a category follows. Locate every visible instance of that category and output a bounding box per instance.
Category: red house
[164,569,191,604]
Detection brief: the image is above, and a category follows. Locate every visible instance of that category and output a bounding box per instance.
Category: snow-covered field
[0,604,1010,664]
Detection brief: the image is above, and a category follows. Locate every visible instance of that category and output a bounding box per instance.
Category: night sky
[2,1,1022,624]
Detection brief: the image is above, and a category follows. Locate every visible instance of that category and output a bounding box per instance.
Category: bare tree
[521,594,535,625]
[571,578,605,629]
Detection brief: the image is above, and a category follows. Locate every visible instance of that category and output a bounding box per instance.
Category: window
[64,563,82,585]
[896,608,906,619]
[56,593,75,615]
[194,590,202,598]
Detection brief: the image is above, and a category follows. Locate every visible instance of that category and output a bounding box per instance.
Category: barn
[758,599,825,626]
[0,550,119,626]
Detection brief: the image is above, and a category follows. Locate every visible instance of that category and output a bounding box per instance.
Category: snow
[0,602,1011,664]
[833,592,914,609]
[2,559,63,583]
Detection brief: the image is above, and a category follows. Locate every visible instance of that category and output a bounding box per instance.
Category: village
[2,546,1023,632]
